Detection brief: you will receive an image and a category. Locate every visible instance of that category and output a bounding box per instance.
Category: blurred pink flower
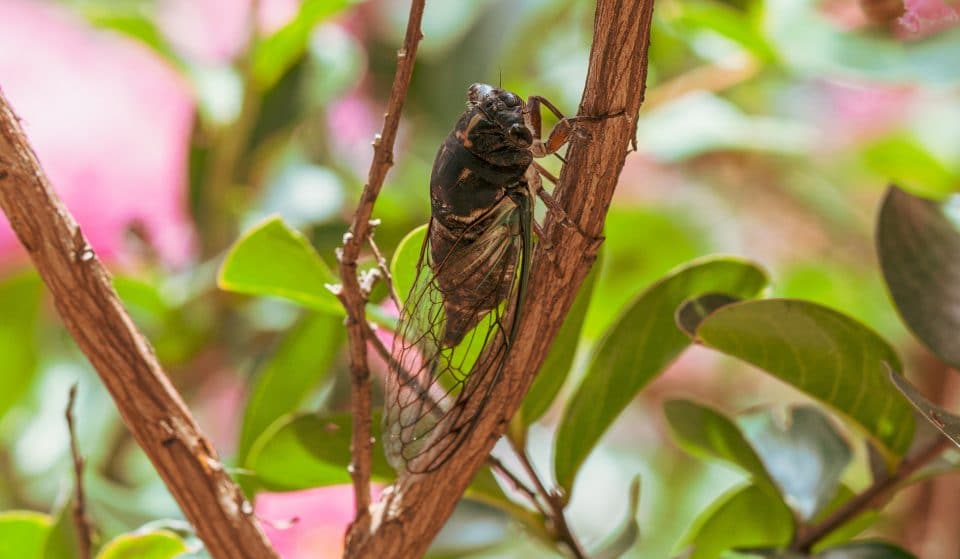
[897,0,960,37]
[327,92,382,177]
[0,0,195,268]
[819,80,915,146]
[158,0,301,63]
[256,485,382,559]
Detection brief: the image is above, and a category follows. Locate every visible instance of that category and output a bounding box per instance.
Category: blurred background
[0,0,958,557]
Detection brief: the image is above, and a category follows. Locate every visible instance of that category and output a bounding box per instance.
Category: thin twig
[65,384,93,559]
[0,90,278,559]
[486,455,550,519]
[367,224,401,309]
[338,0,426,546]
[508,438,587,559]
[792,435,953,552]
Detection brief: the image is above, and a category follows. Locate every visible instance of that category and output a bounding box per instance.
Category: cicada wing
[385,195,530,474]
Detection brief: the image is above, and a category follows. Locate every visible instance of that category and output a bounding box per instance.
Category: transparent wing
[385,194,529,474]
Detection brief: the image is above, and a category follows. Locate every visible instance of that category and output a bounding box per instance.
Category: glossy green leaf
[888,366,960,449]
[555,257,769,493]
[218,216,342,315]
[42,500,80,559]
[521,253,601,425]
[816,541,916,559]
[864,139,958,198]
[592,475,642,559]
[94,531,187,559]
[683,484,794,559]
[238,313,345,463]
[739,406,852,521]
[876,186,960,368]
[0,511,52,559]
[688,299,913,462]
[812,485,878,551]
[247,412,392,491]
[666,400,780,498]
[390,224,428,304]
[0,273,41,423]
[676,293,742,337]
[251,0,353,89]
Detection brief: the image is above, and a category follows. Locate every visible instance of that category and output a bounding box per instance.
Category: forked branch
[0,90,278,559]
[348,0,656,557]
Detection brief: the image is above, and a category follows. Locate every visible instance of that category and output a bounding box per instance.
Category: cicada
[385,83,586,474]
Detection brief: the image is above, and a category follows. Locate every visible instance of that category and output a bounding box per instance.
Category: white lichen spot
[368,218,382,228]
[324,283,343,296]
[342,231,354,244]
[240,500,254,515]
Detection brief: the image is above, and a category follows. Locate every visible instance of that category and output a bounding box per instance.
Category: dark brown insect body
[386,83,584,474]
[430,83,534,346]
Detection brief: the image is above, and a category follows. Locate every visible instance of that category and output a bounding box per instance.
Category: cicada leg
[524,95,613,159]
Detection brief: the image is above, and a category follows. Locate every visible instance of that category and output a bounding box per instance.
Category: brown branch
[0,91,278,559]
[508,438,586,559]
[338,0,426,547]
[792,434,953,552]
[65,384,93,559]
[350,1,656,557]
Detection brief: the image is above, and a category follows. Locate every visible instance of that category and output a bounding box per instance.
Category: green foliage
[237,313,345,463]
[877,186,960,368]
[682,484,794,559]
[94,531,187,559]
[554,257,769,494]
[218,216,342,315]
[247,412,391,491]
[251,0,354,89]
[0,273,41,423]
[680,299,914,462]
[0,511,51,559]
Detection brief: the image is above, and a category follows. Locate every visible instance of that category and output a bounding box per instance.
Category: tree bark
[0,90,279,559]
[348,0,656,556]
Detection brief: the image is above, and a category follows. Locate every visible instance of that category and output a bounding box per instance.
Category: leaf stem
[792,435,952,552]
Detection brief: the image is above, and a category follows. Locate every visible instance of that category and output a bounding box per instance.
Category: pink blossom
[0,0,195,268]
[819,80,915,147]
[158,0,301,63]
[327,93,382,177]
[897,0,960,37]
[256,485,382,559]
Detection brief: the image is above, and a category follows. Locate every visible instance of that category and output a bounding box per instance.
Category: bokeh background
[0,0,958,557]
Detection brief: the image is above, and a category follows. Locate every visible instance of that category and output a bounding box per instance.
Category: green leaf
[521,252,601,425]
[0,511,52,559]
[390,224,428,304]
[739,406,852,520]
[251,0,353,90]
[0,273,42,423]
[554,257,769,493]
[674,0,776,61]
[592,475,642,559]
[676,293,742,337]
[888,366,960,449]
[238,313,345,463]
[876,186,960,369]
[864,140,958,198]
[816,541,916,559]
[42,499,80,559]
[218,216,342,315]
[94,531,187,559]
[247,412,392,491]
[665,400,780,498]
[682,484,794,559]
[687,299,914,462]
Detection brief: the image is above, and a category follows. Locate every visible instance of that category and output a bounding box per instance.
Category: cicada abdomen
[385,82,580,474]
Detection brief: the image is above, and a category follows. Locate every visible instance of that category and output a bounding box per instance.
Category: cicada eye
[501,92,521,107]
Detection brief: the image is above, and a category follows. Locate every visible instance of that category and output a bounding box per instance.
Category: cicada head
[460,83,533,160]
